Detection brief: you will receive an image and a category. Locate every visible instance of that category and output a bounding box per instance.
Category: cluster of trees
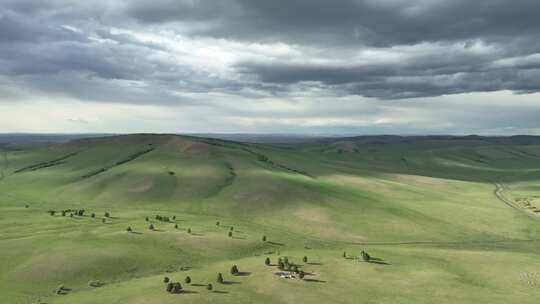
[165,282,183,294]
[155,215,173,222]
[276,257,306,279]
[48,209,96,217]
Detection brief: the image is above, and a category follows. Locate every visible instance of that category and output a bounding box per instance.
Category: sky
[1,0,540,135]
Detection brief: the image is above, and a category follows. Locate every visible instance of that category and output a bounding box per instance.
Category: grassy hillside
[1,134,540,303]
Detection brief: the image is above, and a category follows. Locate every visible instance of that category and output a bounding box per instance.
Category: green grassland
[1,134,540,303]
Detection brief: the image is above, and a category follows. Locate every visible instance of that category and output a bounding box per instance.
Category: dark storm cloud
[125,0,540,46]
[1,0,540,103]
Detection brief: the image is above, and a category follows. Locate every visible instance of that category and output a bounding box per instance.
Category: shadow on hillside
[213,290,229,294]
[234,271,251,277]
[267,241,285,246]
[222,280,241,285]
[303,278,326,283]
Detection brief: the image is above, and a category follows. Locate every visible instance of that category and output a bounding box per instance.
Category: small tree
[303,256,308,263]
[361,250,371,262]
[48,210,56,216]
[61,211,66,216]
[217,273,224,284]
[231,265,239,275]
[265,257,271,266]
[262,235,267,242]
[166,282,174,293]
[101,218,105,223]
[207,283,213,291]
[216,221,220,226]
[228,231,233,238]
[145,216,149,222]
[91,213,95,218]
[172,282,182,294]
[185,276,191,284]
[230,227,234,231]
[104,212,110,218]
[299,270,305,279]
[149,224,155,230]
[163,277,170,283]
[278,261,285,270]
[187,228,191,234]
[172,215,176,220]
[127,226,132,232]
[174,224,178,229]
[343,251,347,258]
[292,265,299,273]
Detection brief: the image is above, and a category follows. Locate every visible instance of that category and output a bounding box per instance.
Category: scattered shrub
[217,273,224,284]
[127,226,132,232]
[185,276,191,284]
[228,231,232,237]
[187,228,191,234]
[231,265,239,275]
[104,212,110,218]
[265,257,271,266]
[149,224,155,230]
[91,213,95,218]
[216,221,220,226]
[102,218,106,223]
[174,224,178,229]
[166,282,174,292]
[303,256,308,263]
[299,271,305,279]
[164,277,170,283]
[207,283,213,291]
[262,235,267,242]
[48,210,55,216]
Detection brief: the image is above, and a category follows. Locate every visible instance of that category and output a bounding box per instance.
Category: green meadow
[1,134,540,303]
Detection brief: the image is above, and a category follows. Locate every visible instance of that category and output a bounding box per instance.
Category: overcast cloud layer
[1,0,540,134]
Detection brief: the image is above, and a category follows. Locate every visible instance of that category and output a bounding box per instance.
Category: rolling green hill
[1,134,540,303]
